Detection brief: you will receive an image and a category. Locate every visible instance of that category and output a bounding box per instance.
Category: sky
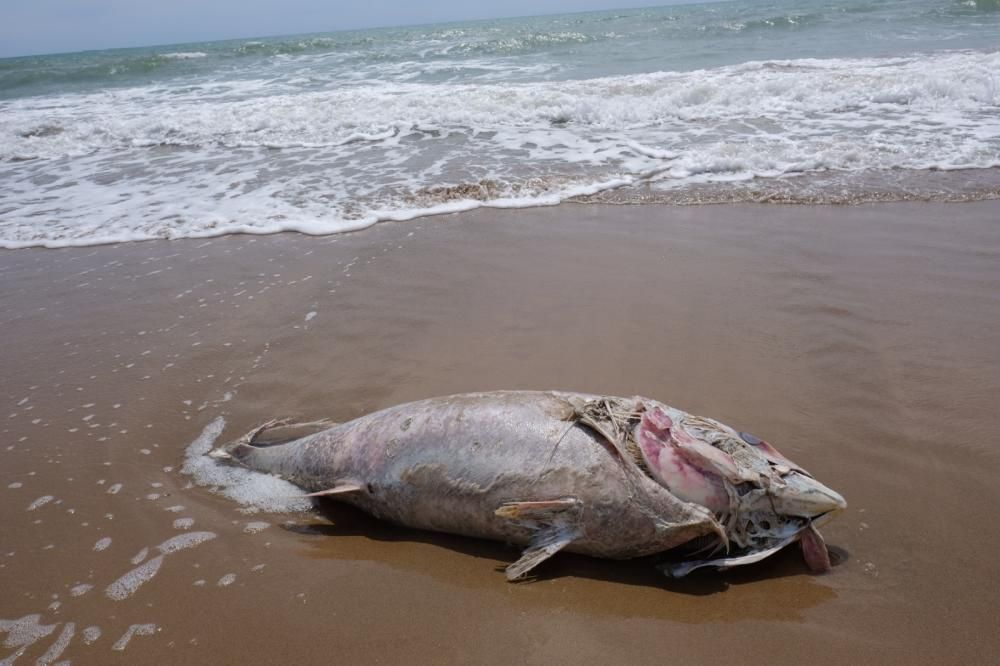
[0,0,707,58]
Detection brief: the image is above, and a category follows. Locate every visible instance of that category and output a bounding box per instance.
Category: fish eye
[739,431,762,446]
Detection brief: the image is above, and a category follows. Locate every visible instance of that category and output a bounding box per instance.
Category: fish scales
[228,391,719,561]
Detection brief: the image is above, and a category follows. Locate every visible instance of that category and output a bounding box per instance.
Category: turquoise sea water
[2,0,999,246]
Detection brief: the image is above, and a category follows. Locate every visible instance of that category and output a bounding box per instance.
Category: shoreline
[5,171,1000,250]
[3,200,1000,662]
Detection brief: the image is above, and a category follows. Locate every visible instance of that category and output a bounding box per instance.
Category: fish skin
[222,391,722,561]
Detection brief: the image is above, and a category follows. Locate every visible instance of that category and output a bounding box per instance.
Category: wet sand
[2,201,1000,663]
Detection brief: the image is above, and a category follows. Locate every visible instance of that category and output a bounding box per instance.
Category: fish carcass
[211,391,846,579]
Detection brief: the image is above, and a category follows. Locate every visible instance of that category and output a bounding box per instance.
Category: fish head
[633,402,845,574]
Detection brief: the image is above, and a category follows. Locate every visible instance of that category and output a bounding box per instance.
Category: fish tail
[209,418,338,464]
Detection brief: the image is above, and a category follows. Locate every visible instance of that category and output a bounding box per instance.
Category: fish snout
[769,471,847,518]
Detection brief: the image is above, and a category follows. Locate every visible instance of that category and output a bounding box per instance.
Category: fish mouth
[660,512,839,578]
[770,470,847,518]
[624,403,847,578]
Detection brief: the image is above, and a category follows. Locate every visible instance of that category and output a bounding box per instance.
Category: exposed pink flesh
[637,410,729,513]
[800,523,832,572]
[645,407,673,431]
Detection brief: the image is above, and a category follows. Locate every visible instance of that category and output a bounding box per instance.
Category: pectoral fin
[495,498,583,581]
[305,481,365,497]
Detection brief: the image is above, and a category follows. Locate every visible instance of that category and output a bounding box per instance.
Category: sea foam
[111,623,156,651]
[181,417,312,514]
[104,556,164,601]
[1,48,998,248]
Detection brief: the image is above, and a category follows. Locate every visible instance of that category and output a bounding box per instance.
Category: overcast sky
[1,1,708,58]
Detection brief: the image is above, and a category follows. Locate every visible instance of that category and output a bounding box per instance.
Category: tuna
[211,391,845,579]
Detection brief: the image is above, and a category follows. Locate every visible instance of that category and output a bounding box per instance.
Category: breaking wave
[1,0,999,248]
[2,48,999,248]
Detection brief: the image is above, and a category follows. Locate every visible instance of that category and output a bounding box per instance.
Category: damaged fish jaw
[765,470,847,518]
[634,404,846,576]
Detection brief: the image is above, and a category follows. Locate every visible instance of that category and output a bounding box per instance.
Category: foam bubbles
[104,555,164,601]
[181,418,312,513]
[163,52,208,59]
[172,517,194,530]
[82,626,101,645]
[93,537,112,552]
[70,584,93,597]
[36,621,74,665]
[0,614,57,650]
[27,495,54,511]
[217,573,236,587]
[155,531,215,555]
[111,623,156,651]
[243,521,270,534]
[3,49,999,248]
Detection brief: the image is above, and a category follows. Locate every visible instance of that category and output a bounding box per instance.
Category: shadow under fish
[209,391,846,580]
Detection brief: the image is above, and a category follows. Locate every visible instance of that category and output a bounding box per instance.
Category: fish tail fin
[209,418,339,464]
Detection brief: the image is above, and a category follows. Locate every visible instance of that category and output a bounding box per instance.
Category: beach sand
[2,201,999,663]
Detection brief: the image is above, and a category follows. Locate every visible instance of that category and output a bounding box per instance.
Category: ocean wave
[698,12,826,35]
[956,0,1000,13]
[3,49,997,160]
[2,44,1000,248]
[441,30,619,57]
[162,52,208,59]
[0,51,203,96]
[2,166,997,249]
[231,35,375,57]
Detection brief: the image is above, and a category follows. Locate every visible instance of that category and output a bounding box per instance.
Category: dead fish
[210,391,845,580]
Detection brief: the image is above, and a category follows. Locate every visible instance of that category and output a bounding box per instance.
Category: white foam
[172,517,194,530]
[111,623,156,651]
[93,537,112,552]
[82,626,101,645]
[217,573,236,587]
[27,495,54,511]
[181,417,312,514]
[155,531,216,554]
[3,50,999,248]
[70,583,93,597]
[0,614,57,650]
[36,621,74,665]
[163,51,208,59]
[243,521,270,534]
[7,482,22,489]
[130,547,149,565]
[104,555,164,601]
[106,483,122,495]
